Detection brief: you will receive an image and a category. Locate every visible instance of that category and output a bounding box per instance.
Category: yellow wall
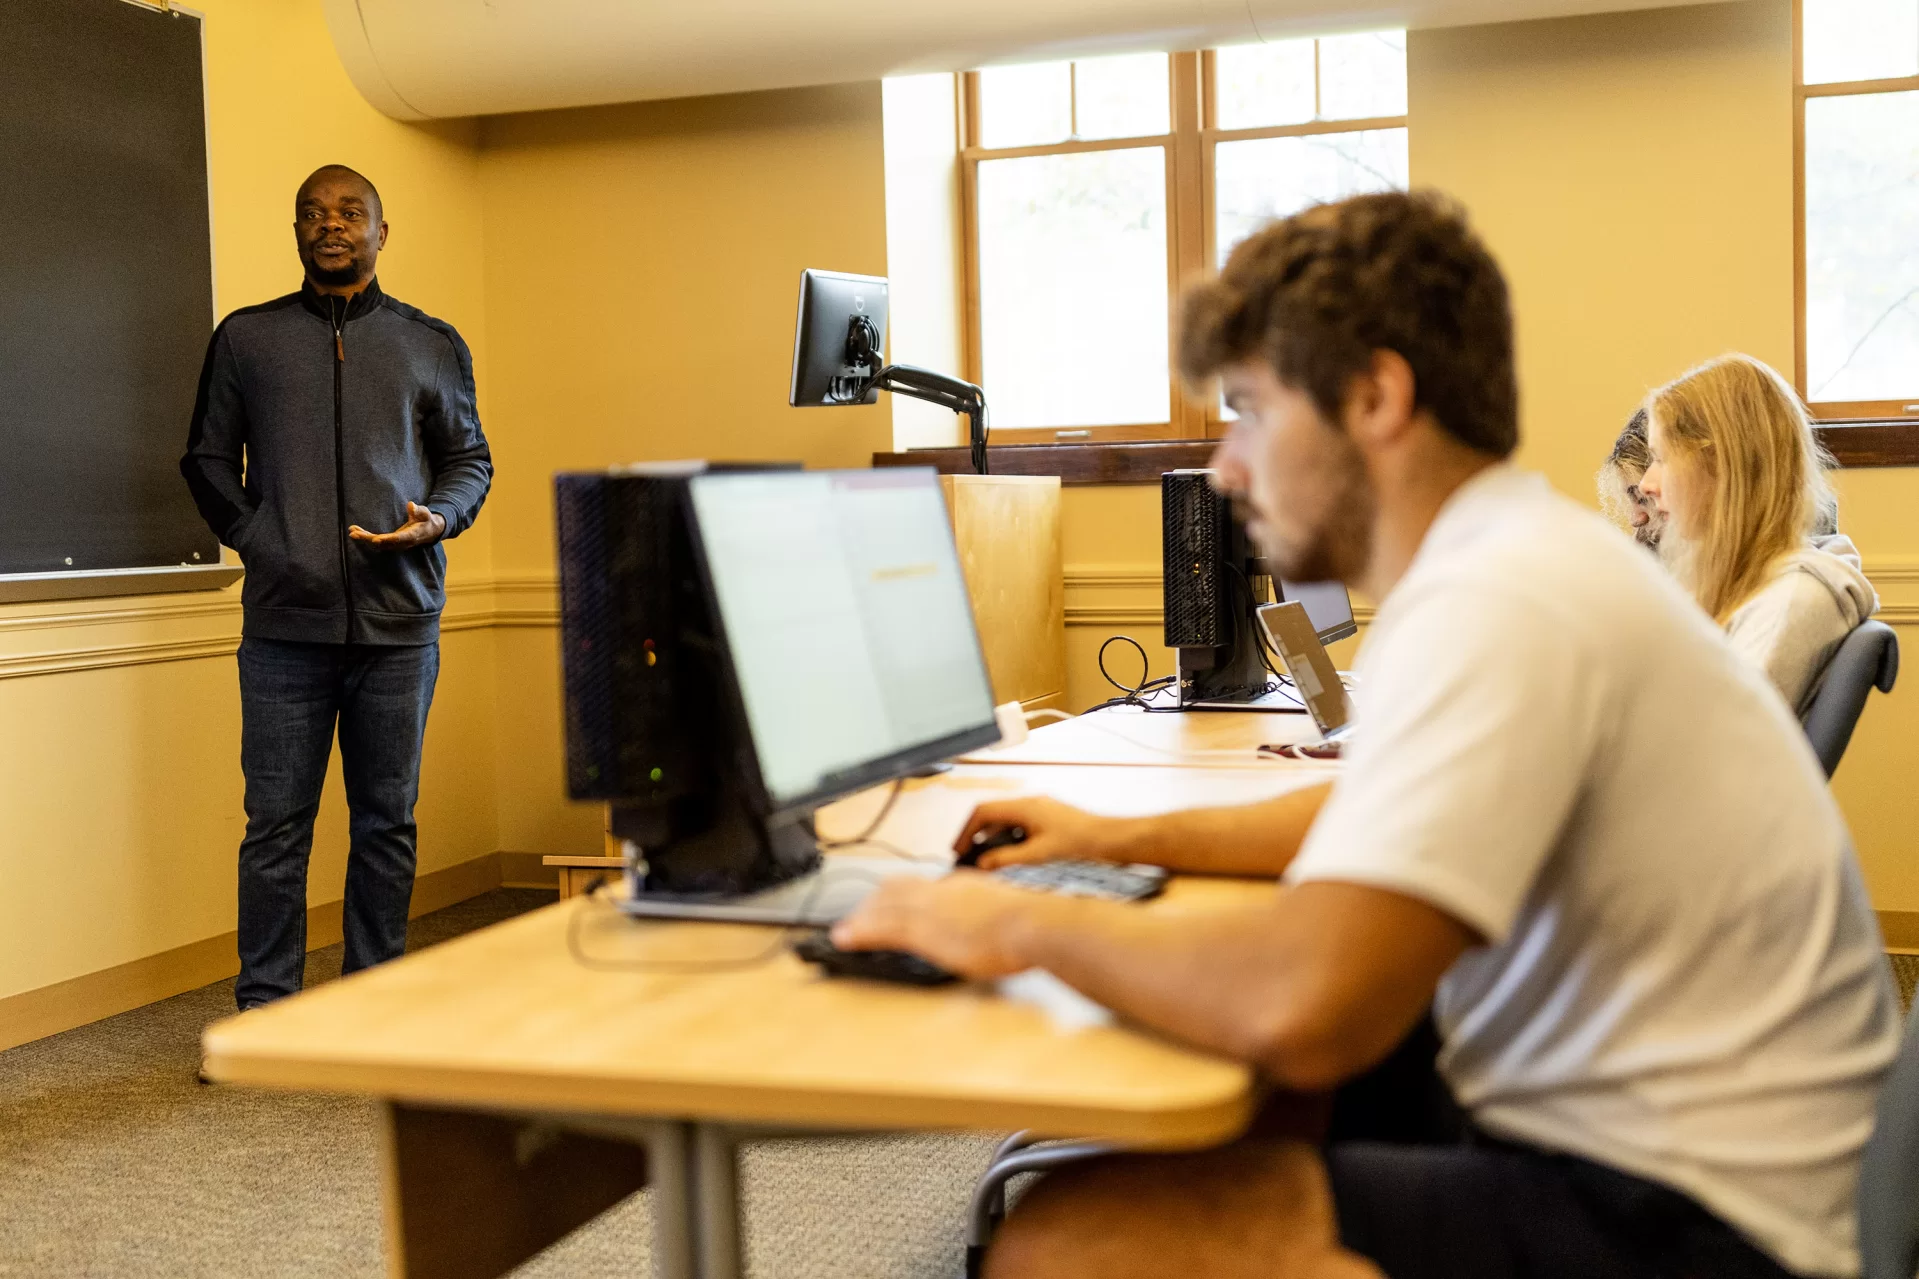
[0,0,499,1015]
[475,83,891,855]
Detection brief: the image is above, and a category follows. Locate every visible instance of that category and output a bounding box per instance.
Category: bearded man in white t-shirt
[836,190,1899,1279]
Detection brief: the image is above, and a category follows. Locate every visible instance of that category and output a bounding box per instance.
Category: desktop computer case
[555,467,818,896]
[1160,470,1273,705]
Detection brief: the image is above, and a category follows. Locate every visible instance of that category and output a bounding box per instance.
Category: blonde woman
[1637,354,1874,712]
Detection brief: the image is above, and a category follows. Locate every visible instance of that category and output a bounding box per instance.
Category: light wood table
[960,705,1331,769]
[204,762,1318,1279]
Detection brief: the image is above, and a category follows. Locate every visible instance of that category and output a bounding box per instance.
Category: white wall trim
[2,556,1913,678]
[0,577,508,680]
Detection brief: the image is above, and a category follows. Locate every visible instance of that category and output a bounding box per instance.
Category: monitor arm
[836,314,990,474]
[868,364,989,475]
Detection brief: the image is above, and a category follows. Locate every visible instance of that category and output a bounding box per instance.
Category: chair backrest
[1860,1000,1919,1279]
[1802,620,1899,778]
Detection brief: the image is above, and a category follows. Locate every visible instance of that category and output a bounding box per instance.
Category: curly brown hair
[1178,190,1518,458]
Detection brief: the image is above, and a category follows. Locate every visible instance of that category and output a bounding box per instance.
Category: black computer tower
[554,464,818,895]
[1161,470,1272,706]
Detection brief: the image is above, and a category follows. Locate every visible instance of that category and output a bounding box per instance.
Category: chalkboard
[0,0,219,578]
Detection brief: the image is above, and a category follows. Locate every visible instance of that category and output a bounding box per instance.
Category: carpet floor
[0,889,999,1279]
[7,891,1916,1278]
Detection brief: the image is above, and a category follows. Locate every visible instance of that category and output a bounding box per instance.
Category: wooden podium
[940,474,1065,712]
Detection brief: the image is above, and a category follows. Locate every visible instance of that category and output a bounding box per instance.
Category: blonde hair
[1646,354,1835,623]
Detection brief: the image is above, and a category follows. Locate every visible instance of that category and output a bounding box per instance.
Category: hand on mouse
[952,797,1128,870]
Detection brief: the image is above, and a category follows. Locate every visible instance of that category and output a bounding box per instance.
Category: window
[1797,0,1919,422]
[961,39,1410,442]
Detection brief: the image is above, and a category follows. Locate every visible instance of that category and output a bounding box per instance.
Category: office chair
[964,1133,1113,1278]
[1859,999,1919,1279]
[1801,620,1899,778]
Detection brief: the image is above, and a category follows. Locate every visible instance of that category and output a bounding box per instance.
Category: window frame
[958,47,1409,445]
[1792,0,1919,426]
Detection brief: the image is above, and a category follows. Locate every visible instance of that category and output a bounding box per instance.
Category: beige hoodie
[1725,533,1878,714]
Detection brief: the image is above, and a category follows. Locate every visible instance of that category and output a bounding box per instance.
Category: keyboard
[791,860,1171,985]
[990,860,1168,902]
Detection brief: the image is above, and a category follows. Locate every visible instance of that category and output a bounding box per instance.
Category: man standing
[839,192,1896,1277]
[182,165,491,1009]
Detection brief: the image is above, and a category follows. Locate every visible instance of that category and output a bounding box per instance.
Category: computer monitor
[555,464,999,902]
[1276,579,1357,645]
[789,269,888,407]
[789,267,992,473]
[686,468,999,812]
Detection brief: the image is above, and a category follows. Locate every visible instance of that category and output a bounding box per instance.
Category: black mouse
[791,930,956,986]
[956,824,1027,868]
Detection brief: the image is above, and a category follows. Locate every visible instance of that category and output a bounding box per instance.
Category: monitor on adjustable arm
[555,464,1000,911]
[789,269,991,474]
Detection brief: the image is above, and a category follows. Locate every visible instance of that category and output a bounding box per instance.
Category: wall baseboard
[0,850,514,1054]
[499,850,561,890]
[1880,911,1919,953]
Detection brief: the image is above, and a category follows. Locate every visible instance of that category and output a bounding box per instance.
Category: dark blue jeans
[235,637,440,1009]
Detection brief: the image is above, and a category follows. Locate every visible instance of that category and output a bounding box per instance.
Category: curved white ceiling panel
[324,0,1733,121]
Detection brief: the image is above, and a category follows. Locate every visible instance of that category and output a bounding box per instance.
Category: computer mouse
[956,824,1027,868]
[791,930,957,986]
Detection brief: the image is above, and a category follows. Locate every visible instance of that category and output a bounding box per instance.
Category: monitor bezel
[681,466,1002,821]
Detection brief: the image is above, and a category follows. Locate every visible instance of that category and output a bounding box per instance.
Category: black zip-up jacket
[180,279,492,645]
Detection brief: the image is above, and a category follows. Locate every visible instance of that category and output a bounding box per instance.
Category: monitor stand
[616,855,945,926]
[1183,683,1307,713]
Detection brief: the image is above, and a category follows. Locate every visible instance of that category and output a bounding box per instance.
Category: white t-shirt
[1287,466,1898,1277]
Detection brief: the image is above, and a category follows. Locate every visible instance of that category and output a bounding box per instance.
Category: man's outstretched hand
[348,501,445,551]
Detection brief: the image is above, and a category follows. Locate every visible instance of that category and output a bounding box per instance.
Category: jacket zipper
[332,296,354,642]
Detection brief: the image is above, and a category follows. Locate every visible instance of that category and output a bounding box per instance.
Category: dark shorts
[1323,1020,1802,1279]
[1328,1140,1800,1279]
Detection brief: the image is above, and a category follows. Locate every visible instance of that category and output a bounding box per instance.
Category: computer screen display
[687,468,997,810]
[1278,579,1357,644]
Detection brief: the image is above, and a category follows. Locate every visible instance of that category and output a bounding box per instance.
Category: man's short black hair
[1178,190,1518,458]
[296,164,382,221]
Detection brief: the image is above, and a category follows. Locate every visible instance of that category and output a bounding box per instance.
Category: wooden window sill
[876,423,1919,485]
[1814,421,1919,467]
[874,440,1216,485]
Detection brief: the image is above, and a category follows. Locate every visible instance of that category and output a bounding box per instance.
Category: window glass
[977,62,1072,148]
[1803,91,1919,403]
[1215,128,1409,265]
[1317,32,1408,120]
[976,148,1171,427]
[1214,40,1317,129]
[1074,53,1171,139]
[1802,0,1919,85]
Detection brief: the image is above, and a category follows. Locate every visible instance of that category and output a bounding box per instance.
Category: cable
[1099,634,1154,695]
[1225,559,1286,684]
[1089,635,1184,714]
[815,777,904,849]
[564,865,891,973]
[829,837,945,864]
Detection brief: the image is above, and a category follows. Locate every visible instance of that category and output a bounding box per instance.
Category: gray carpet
[0,889,998,1279]
[7,895,1915,1278]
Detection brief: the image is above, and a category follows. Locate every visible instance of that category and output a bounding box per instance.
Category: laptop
[1255,600,1353,752]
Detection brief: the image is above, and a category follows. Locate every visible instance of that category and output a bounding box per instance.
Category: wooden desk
[960,706,1330,769]
[204,764,1309,1279]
